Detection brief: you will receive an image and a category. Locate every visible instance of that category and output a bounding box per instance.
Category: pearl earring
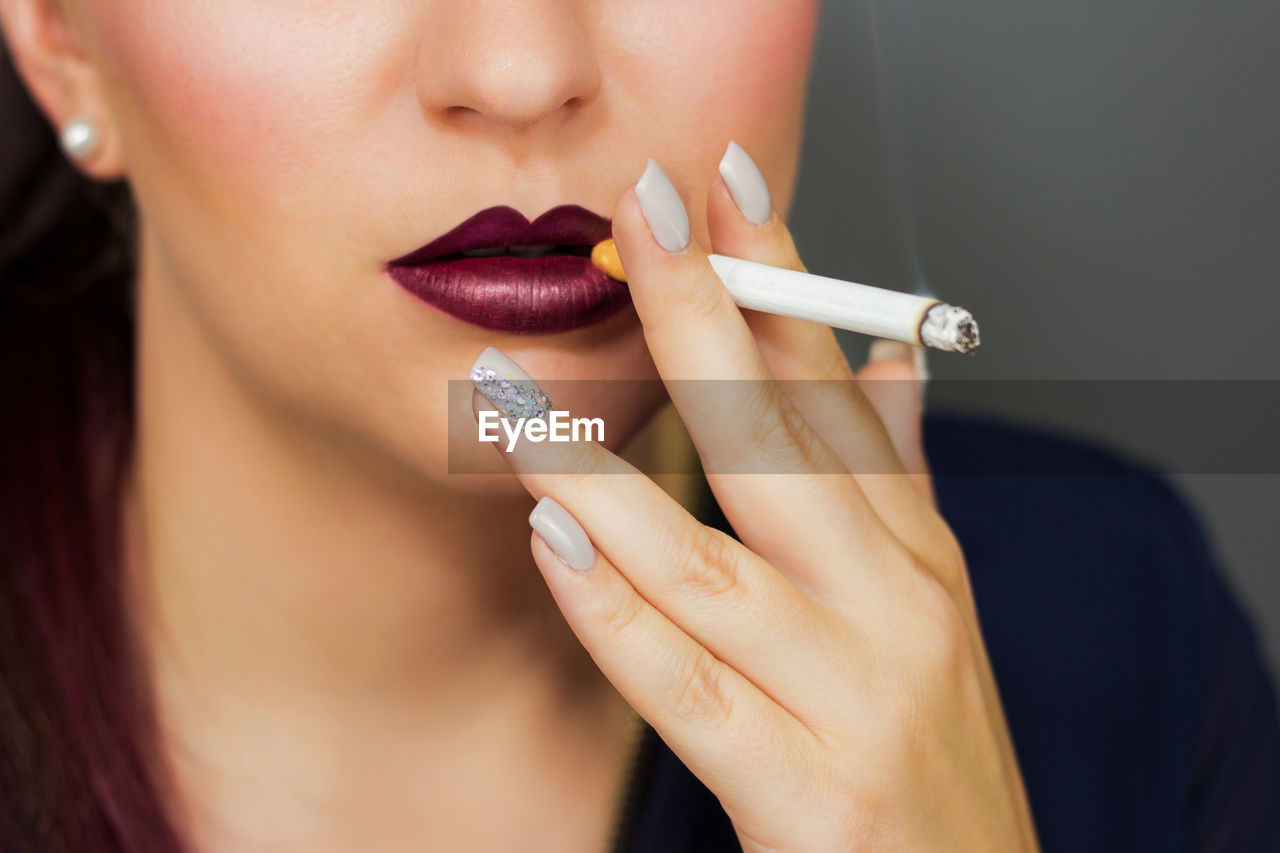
[59,117,101,161]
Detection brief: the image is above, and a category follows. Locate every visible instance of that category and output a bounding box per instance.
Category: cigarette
[591,238,979,353]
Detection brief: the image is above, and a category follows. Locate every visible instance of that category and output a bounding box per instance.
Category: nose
[418,0,602,133]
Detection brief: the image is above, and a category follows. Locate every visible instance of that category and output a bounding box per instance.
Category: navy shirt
[615,413,1280,852]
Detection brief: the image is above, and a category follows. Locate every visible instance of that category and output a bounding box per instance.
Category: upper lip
[387,205,612,266]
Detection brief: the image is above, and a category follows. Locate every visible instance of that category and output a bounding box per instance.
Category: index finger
[612,158,897,591]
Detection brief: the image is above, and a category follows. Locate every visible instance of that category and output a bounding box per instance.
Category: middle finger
[703,145,951,567]
[612,158,901,595]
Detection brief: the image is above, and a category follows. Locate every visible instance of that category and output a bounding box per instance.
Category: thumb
[855,340,934,505]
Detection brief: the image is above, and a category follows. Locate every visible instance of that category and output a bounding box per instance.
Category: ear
[0,0,125,178]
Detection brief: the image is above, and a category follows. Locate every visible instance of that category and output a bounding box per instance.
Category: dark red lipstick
[386,205,630,334]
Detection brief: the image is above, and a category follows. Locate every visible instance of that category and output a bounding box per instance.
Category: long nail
[912,346,931,385]
[529,496,596,572]
[868,340,913,363]
[635,159,690,252]
[719,141,772,226]
[868,339,929,411]
[469,346,554,421]
[912,346,929,414]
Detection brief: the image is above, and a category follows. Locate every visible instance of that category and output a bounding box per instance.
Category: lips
[385,205,630,334]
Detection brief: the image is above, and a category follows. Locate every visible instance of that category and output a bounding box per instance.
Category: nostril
[416,6,602,132]
[443,105,481,120]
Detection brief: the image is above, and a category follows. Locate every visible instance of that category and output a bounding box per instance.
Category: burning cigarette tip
[920,304,981,353]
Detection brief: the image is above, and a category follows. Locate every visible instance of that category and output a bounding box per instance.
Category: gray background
[792,1,1280,674]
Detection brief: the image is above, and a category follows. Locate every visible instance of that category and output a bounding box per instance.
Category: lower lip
[386,256,632,334]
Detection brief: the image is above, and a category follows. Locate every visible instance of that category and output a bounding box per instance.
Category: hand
[469,146,1039,852]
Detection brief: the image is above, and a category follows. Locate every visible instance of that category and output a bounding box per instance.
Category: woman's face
[76,0,818,487]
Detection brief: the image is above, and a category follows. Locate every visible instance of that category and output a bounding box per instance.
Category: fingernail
[719,141,772,226]
[635,159,690,252]
[529,496,596,572]
[912,346,930,413]
[868,340,929,410]
[469,346,554,421]
[871,339,930,383]
[868,339,913,363]
[912,346,931,385]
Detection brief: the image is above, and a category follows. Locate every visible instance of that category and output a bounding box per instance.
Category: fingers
[858,340,935,506]
[469,383,860,714]
[702,142,948,565]
[705,142,838,380]
[611,160,899,595]
[524,496,821,834]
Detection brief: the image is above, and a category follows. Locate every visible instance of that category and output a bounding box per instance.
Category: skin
[2,0,1038,850]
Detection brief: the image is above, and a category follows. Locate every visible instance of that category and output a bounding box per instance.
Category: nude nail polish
[868,340,913,363]
[867,339,929,412]
[469,346,554,421]
[635,159,690,252]
[719,141,773,226]
[529,496,596,572]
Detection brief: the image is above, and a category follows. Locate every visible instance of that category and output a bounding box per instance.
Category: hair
[0,34,183,852]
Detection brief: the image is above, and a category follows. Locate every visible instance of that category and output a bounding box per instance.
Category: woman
[1,1,1277,851]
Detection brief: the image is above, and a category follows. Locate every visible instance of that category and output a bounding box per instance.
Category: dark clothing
[615,413,1280,852]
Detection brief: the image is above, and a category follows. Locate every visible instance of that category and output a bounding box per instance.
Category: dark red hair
[0,35,183,852]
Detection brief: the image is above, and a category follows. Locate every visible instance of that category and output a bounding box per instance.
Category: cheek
[87,1,404,226]
[607,0,817,206]
[83,1,422,347]
[698,1,817,116]
[82,2,431,449]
